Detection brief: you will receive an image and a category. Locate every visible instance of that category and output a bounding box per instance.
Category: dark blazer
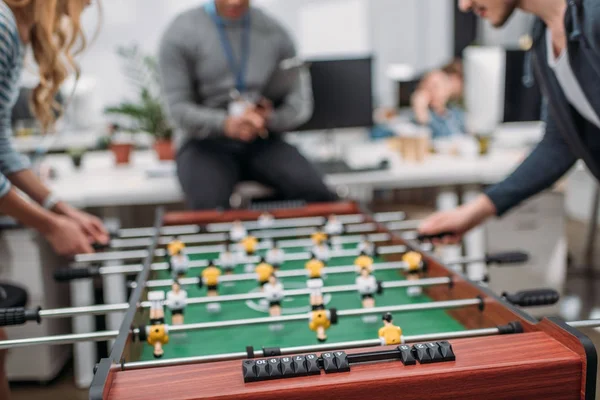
[485,0,600,216]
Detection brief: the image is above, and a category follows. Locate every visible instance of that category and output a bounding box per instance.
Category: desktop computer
[295,57,386,174]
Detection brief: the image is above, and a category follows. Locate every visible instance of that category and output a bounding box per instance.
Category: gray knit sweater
[158,4,313,151]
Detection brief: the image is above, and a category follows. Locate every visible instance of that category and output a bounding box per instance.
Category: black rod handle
[503,289,560,307]
[0,307,40,327]
[54,266,100,282]
[486,252,529,265]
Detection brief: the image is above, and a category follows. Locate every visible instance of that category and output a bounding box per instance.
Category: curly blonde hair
[5,0,97,132]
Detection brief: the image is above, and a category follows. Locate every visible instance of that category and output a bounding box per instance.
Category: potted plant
[104,45,174,161]
[68,147,86,169]
[109,130,135,165]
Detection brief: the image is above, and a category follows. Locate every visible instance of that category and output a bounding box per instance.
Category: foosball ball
[0,201,597,400]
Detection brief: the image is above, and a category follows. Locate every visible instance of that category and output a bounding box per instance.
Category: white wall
[52,0,454,124]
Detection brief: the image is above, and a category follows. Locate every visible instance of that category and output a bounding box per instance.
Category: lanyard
[205,1,251,93]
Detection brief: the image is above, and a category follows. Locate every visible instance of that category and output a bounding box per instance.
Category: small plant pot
[71,155,83,169]
[110,143,133,165]
[153,139,175,161]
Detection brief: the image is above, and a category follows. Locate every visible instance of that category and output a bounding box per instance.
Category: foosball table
[0,201,597,399]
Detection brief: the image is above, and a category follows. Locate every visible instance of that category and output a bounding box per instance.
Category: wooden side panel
[537,319,597,400]
[163,202,360,226]
[107,332,582,400]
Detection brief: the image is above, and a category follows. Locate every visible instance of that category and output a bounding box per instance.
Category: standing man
[419,0,600,242]
[158,0,336,210]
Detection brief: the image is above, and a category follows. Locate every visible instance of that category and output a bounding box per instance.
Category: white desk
[43,146,526,208]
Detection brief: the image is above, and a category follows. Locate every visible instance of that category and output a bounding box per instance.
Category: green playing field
[139,243,465,361]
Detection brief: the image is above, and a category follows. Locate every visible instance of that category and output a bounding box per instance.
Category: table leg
[102,264,127,351]
[462,185,487,282]
[436,187,462,271]
[101,218,127,351]
[70,278,96,388]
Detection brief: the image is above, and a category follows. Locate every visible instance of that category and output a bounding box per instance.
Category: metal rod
[32,277,452,320]
[567,319,600,329]
[386,220,422,231]
[0,298,482,350]
[121,326,499,371]
[115,212,407,239]
[143,261,410,289]
[162,298,482,334]
[5,315,598,353]
[39,304,131,318]
[93,243,412,278]
[0,331,120,350]
[74,228,390,264]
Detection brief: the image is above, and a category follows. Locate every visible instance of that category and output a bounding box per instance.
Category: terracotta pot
[110,143,133,165]
[153,139,175,161]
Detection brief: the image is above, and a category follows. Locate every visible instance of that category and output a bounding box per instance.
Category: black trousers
[176,136,337,210]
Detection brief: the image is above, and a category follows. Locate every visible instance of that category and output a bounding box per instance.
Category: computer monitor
[503,50,543,122]
[296,57,374,131]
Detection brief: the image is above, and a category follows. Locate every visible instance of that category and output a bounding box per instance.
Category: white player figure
[229,220,247,242]
[166,280,188,326]
[355,268,378,323]
[357,235,376,257]
[312,242,331,263]
[218,243,237,276]
[148,291,166,325]
[263,275,285,331]
[258,212,275,228]
[324,214,344,236]
[307,278,325,310]
[266,241,285,271]
[170,250,190,279]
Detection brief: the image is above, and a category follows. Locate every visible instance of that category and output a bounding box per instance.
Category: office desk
[43,147,526,208]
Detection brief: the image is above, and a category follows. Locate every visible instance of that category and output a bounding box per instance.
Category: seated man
[158,0,336,209]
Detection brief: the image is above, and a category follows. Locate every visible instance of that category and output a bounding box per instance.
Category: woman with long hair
[0,1,105,397]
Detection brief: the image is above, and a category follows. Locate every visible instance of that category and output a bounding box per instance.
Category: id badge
[228,99,252,117]
[228,91,254,117]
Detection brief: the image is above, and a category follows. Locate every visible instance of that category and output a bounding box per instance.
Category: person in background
[419,0,600,243]
[411,59,465,139]
[0,1,105,397]
[158,0,337,210]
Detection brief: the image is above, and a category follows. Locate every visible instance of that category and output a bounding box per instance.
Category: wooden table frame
[90,201,597,400]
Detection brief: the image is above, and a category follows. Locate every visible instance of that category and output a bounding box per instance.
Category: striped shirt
[0,1,28,197]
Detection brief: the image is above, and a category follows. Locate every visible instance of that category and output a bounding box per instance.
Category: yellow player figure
[309,308,332,343]
[305,256,325,280]
[378,313,404,345]
[200,261,222,313]
[167,237,185,257]
[255,258,274,290]
[402,251,424,297]
[311,231,328,246]
[146,323,169,358]
[241,235,259,256]
[354,252,374,274]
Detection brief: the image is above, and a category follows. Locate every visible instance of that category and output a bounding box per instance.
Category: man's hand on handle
[418,195,497,245]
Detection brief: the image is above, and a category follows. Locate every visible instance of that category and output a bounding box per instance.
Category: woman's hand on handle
[43,215,95,256]
[54,202,110,245]
[418,195,497,245]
